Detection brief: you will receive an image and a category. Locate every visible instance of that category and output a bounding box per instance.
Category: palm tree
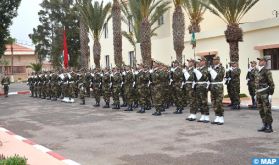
[121,0,168,66]
[200,0,259,63]
[77,1,111,68]
[77,0,90,69]
[123,0,170,66]
[6,37,16,75]
[27,63,42,73]
[112,0,123,67]
[172,0,186,64]
[183,0,207,34]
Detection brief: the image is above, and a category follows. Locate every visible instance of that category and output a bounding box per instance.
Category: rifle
[248,58,250,69]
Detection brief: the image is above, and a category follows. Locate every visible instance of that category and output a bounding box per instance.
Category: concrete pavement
[0,93,279,165]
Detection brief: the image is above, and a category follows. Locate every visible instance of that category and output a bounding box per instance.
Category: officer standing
[171,60,184,114]
[246,60,258,108]
[256,57,275,133]
[208,56,225,125]
[1,72,11,97]
[228,61,241,110]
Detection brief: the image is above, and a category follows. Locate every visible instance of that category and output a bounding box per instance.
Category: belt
[256,87,269,93]
[185,81,193,84]
[211,82,223,85]
[195,82,207,84]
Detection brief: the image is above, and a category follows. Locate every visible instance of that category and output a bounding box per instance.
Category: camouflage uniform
[27,75,34,97]
[256,60,275,133]
[151,68,165,116]
[84,72,92,97]
[102,71,111,108]
[124,70,134,111]
[120,71,127,107]
[172,66,184,114]
[229,67,241,109]
[92,72,102,106]
[79,73,86,105]
[111,71,122,109]
[185,66,196,117]
[51,73,60,101]
[246,66,258,107]
[210,64,225,121]
[1,76,10,97]
[137,69,150,113]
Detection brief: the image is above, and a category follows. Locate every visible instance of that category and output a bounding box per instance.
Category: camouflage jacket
[1,76,10,85]
[256,67,275,95]
[246,67,258,85]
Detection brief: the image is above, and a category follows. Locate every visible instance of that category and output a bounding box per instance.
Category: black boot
[103,102,110,108]
[124,105,133,111]
[80,99,85,105]
[51,97,57,101]
[112,104,120,109]
[173,107,179,114]
[133,102,139,108]
[264,124,273,133]
[258,123,267,132]
[152,111,161,116]
[94,102,100,107]
[121,103,127,107]
[137,107,145,113]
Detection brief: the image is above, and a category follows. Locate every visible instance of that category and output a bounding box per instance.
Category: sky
[10,0,112,48]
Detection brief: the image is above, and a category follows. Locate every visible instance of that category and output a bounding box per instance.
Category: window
[4,66,26,74]
[158,15,164,25]
[104,23,108,38]
[264,48,279,70]
[128,19,133,33]
[105,55,110,68]
[129,51,134,67]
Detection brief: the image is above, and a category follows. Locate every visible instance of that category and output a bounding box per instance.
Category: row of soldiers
[27,56,275,132]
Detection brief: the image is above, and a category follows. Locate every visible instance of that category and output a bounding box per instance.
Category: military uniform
[209,56,225,125]
[228,64,241,109]
[194,57,210,123]
[92,71,102,107]
[246,61,258,108]
[136,66,150,113]
[102,71,111,108]
[171,63,184,114]
[111,70,122,109]
[256,57,275,133]
[124,69,134,111]
[1,75,10,97]
[27,75,34,97]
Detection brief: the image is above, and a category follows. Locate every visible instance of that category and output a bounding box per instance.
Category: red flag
[63,29,69,69]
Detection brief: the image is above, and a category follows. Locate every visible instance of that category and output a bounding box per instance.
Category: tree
[6,37,16,75]
[172,0,186,64]
[200,0,259,63]
[27,63,42,73]
[112,0,123,67]
[77,1,112,68]
[0,0,21,58]
[122,0,170,66]
[29,0,80,69]
[183,0,207,34]
[77,0,90,69]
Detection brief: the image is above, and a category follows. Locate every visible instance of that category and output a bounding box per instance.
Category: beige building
[89,0,279,98]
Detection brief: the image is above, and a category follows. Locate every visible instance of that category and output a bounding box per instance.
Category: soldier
[33,73,39,98]
[151,61,165,116]
[228,61,241,110]
[256,57,275,133]
[111,67,122,109]
[171,60,185,114]
[50,71,60,101]
[246,60,258,108]
[84,71,92,97]
[92,68,102,107]
[137,64,150,113]
[124,66,134,111]
[185,59,198,121]
[102,68,111,108]
[27,73,35,97]
[79,72,86,105]
[208,56,225,125]
[194,57,210,123]
[1,72,10,97]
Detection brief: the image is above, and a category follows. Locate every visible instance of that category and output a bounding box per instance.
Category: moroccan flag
[191,32,196,49]
[63,28,69,69]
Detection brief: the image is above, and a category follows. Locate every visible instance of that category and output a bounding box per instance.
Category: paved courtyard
[0,83,279,165]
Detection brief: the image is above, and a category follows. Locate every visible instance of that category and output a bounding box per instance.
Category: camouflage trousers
[79,86,86,101]
[103,85,111,103]
[121,85,126,104]
[51,84,59,98]
[210,84,224,116]
[152,85,163,112]
[173,83,184,109]
[93,85,101,103]
[228,82,240,105]
[248,83,256,97]
[112,85,121,105]
[257,92,273,124]
[29,85,34,96]
[196,85,209,115]
[138,84,149,107]
[124,84,134,105]
[188,86,197,114]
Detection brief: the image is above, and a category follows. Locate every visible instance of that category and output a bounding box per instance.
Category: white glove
[110,82,112,88]
[192,81,196,89]
[180,82,185,89]
[169,79,173,85]
[121,82,124,87]
[268,95,272,103]
[134,71,139,75]
[99,82,102,87]
[148,81,152,87]
[149,69,154,74]
[208,67,213,72]
[122,72,126,76]
[171,68,175,72]
[206,81,210,89]
[247,67,252,72]
[100,74,104,77]
[133,81,135,87]
[254,95,257,100]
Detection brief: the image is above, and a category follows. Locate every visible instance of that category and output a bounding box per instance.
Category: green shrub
[0,154,27,165]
